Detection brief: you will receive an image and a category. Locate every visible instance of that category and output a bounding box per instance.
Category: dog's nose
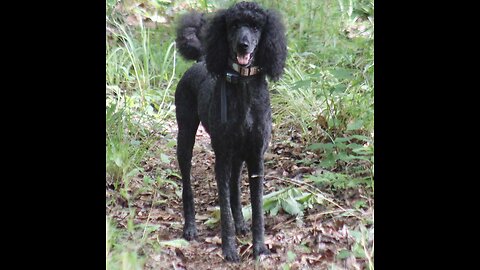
[239,41,249,51]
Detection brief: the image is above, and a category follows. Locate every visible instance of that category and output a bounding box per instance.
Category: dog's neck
[227,58,261,78]
[219,66,265,124]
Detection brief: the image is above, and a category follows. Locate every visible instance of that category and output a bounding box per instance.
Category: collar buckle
[226,72,236,83]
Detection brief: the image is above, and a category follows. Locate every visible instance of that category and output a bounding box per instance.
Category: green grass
[106,19,178,120]
[106,6,185,197]
[106,215,151,270]
[268,0,374,142]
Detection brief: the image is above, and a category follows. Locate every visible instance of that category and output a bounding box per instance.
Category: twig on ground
[266,175,363,220]
[142,189,157,240]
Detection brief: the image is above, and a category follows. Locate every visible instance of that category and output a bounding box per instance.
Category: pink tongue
[237,53,250,65]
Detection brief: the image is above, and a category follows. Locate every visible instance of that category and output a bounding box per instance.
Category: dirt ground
[106,122,374,269]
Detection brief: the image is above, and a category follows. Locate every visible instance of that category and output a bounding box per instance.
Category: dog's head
[225,2,266,68]
[205,1,287,81]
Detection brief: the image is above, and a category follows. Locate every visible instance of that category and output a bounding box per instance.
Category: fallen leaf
[205,236,222,245]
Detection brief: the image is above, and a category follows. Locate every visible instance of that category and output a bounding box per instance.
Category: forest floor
[106,121,374,270]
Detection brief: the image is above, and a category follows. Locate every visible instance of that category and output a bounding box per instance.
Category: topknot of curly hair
[225,1,267,28]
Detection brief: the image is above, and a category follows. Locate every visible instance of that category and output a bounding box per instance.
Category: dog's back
[174,61,213,133]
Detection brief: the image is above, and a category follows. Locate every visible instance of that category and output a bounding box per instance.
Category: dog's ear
[256,9,287,81]
[205,10,228,76]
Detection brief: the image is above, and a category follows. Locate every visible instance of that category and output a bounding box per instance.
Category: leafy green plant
[308,134,373,170]
[106,217,147,270]
[335,224,374,270]
[267,0,373,145]
[263,187,324,218]
[106,13,182,122]
[205,187,324,227]
[306,170,372,191]
[106,104,148,189]
[106,10,183,200]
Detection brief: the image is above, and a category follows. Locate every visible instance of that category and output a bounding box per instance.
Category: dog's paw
[235,223,250,236]
[223,247,240,262]
[182,226,198,241]
[253,244,271,258]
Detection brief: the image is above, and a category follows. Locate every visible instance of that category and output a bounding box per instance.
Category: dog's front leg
[247,157,271,258]
[215,157,240,262]
[230,158,249,236]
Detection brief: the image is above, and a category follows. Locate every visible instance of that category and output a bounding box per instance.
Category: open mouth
[236,52,252,66]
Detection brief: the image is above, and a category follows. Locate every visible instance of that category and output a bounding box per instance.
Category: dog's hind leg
[230,157,249,236]
[176,102,200,240]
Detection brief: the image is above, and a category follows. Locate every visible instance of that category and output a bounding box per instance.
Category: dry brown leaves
[107,123,373,270]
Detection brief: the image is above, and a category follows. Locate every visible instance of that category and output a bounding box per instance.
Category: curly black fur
[175,11,206,61]
[174,1,287,262]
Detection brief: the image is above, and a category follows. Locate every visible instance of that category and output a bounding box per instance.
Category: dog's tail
[175,11,206,61]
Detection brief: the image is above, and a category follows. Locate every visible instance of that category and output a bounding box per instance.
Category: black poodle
[174,1,287,262]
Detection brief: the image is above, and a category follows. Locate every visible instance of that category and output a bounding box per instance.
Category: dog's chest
[208,80,271,153]
[212,103,271,154]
